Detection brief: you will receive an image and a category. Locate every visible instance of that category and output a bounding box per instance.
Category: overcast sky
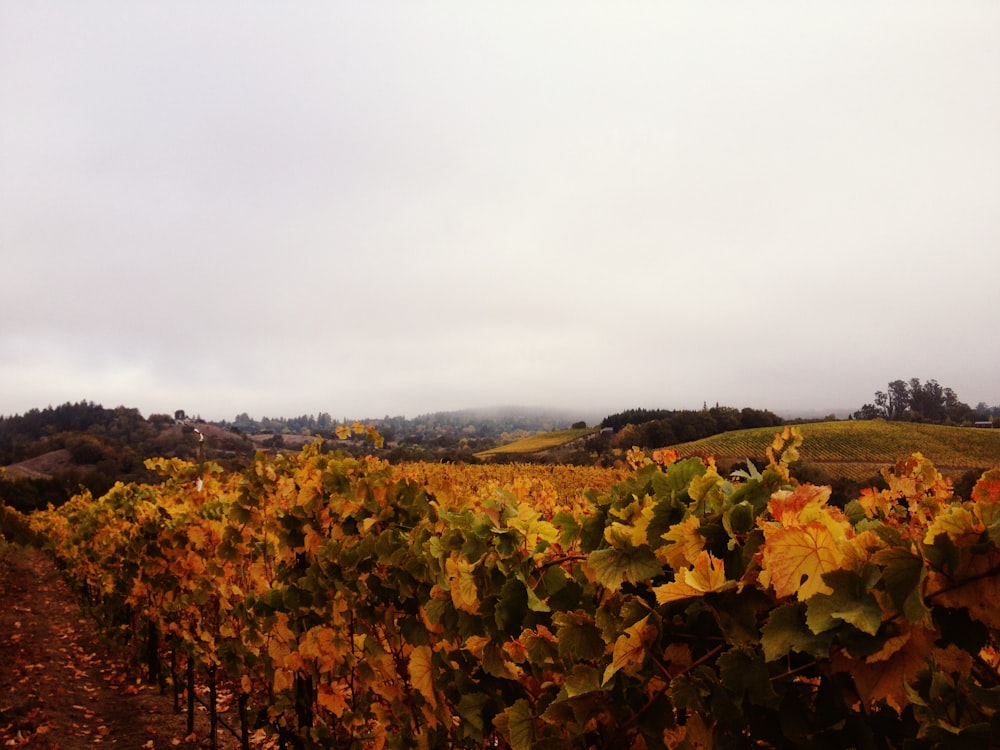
[2,2,998,422]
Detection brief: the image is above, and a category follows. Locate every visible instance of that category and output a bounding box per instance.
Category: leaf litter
[0,547,239,749]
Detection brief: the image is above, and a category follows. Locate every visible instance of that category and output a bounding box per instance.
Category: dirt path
[0,547,240,749]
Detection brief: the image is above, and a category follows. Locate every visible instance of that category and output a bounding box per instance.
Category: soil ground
[0,546,241,749]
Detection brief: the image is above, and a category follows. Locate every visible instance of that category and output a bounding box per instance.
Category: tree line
[853,378,997,424]
[599,405,784,450]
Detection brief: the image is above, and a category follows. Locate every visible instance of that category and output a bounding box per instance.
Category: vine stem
[622,644,725,731]
[924,564,1000,602]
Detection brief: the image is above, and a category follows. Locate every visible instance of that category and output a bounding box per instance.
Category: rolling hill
[670,419,1000,480]
[474,428,595,459]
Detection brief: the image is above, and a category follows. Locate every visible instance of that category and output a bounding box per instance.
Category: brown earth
[0,547,242,750]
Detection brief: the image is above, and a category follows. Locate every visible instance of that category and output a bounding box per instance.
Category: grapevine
[27,429,1000,749]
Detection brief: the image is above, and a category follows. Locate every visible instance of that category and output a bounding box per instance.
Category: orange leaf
[408,645,437,707]
[603,615,656,684]
[831,625,936,713]
[768,484,831,526]
[654,551,730,604]
[925,547,1000,629]
[652,448,680,467]
[761,522,845,601]
[316,682,351,717]
[972,469,1000,504]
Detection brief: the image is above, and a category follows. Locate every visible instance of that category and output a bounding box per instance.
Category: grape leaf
[658,515,704,570]
[586,545,662,591]
[761,521,845,601]
[761,603,835,661]
[925,547,1000,629]
[495,699,535,750]
[603,615,656,684]
[653,551,732,604]
[805,571,883,636]
[830,624,936,713]
[408,645,437,707]
[873,547,930,625]
[445,554,480,614]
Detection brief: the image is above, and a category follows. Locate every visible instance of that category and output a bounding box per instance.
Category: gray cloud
[3,1,998,420]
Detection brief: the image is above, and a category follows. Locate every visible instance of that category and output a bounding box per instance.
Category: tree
[858,378,972,424]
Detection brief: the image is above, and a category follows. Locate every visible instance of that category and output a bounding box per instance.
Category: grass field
[670,420,1000,480]
[474,428,594,458]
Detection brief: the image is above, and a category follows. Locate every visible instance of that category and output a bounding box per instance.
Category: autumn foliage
[26,426,1000,749]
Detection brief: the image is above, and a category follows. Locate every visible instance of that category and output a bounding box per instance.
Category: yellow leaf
[659,516,704,570]
[408,645,437,707]
[510,503,559,551]
[654,551,730,604]
[761,522,845,601]
[857,486,897,519]
[603,615,656,684]
[445,554,480,614]
[922,506,981,546]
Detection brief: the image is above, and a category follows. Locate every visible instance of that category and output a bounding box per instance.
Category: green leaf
[873,546,930,624]
[688,471,727,514]
[646,494,687,543]
[495,577,528,634]
[496,699,535,750]
[456,692,489,737]
[554,611,606,662]
[522,628,560,666]
[723,501,756,536]
[482,640,518,679]
[553,511,581,548]
[712,588,771,646]
[516,572,550,613]
[806,569,883,636]
[579,512,607,552]
[806,590,882,636]
[651,458,706,502]
[560,664,602,698]
[761,603,835,661]
[587,545,662,590]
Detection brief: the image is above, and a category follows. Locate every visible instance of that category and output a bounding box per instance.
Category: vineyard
[8,425,1000,748]
[473,428,596,459]
[671,420,1000,481]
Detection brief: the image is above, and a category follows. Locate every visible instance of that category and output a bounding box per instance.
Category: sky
[2,2,999,422]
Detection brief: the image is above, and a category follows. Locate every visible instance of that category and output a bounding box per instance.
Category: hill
[2,449,83,480]
[669,419,1000,481]
[474,428,595,460]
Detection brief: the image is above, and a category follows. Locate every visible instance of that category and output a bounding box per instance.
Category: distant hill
[669,420,1000,481]
[474,428,595,460]
[2,449,82,480]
